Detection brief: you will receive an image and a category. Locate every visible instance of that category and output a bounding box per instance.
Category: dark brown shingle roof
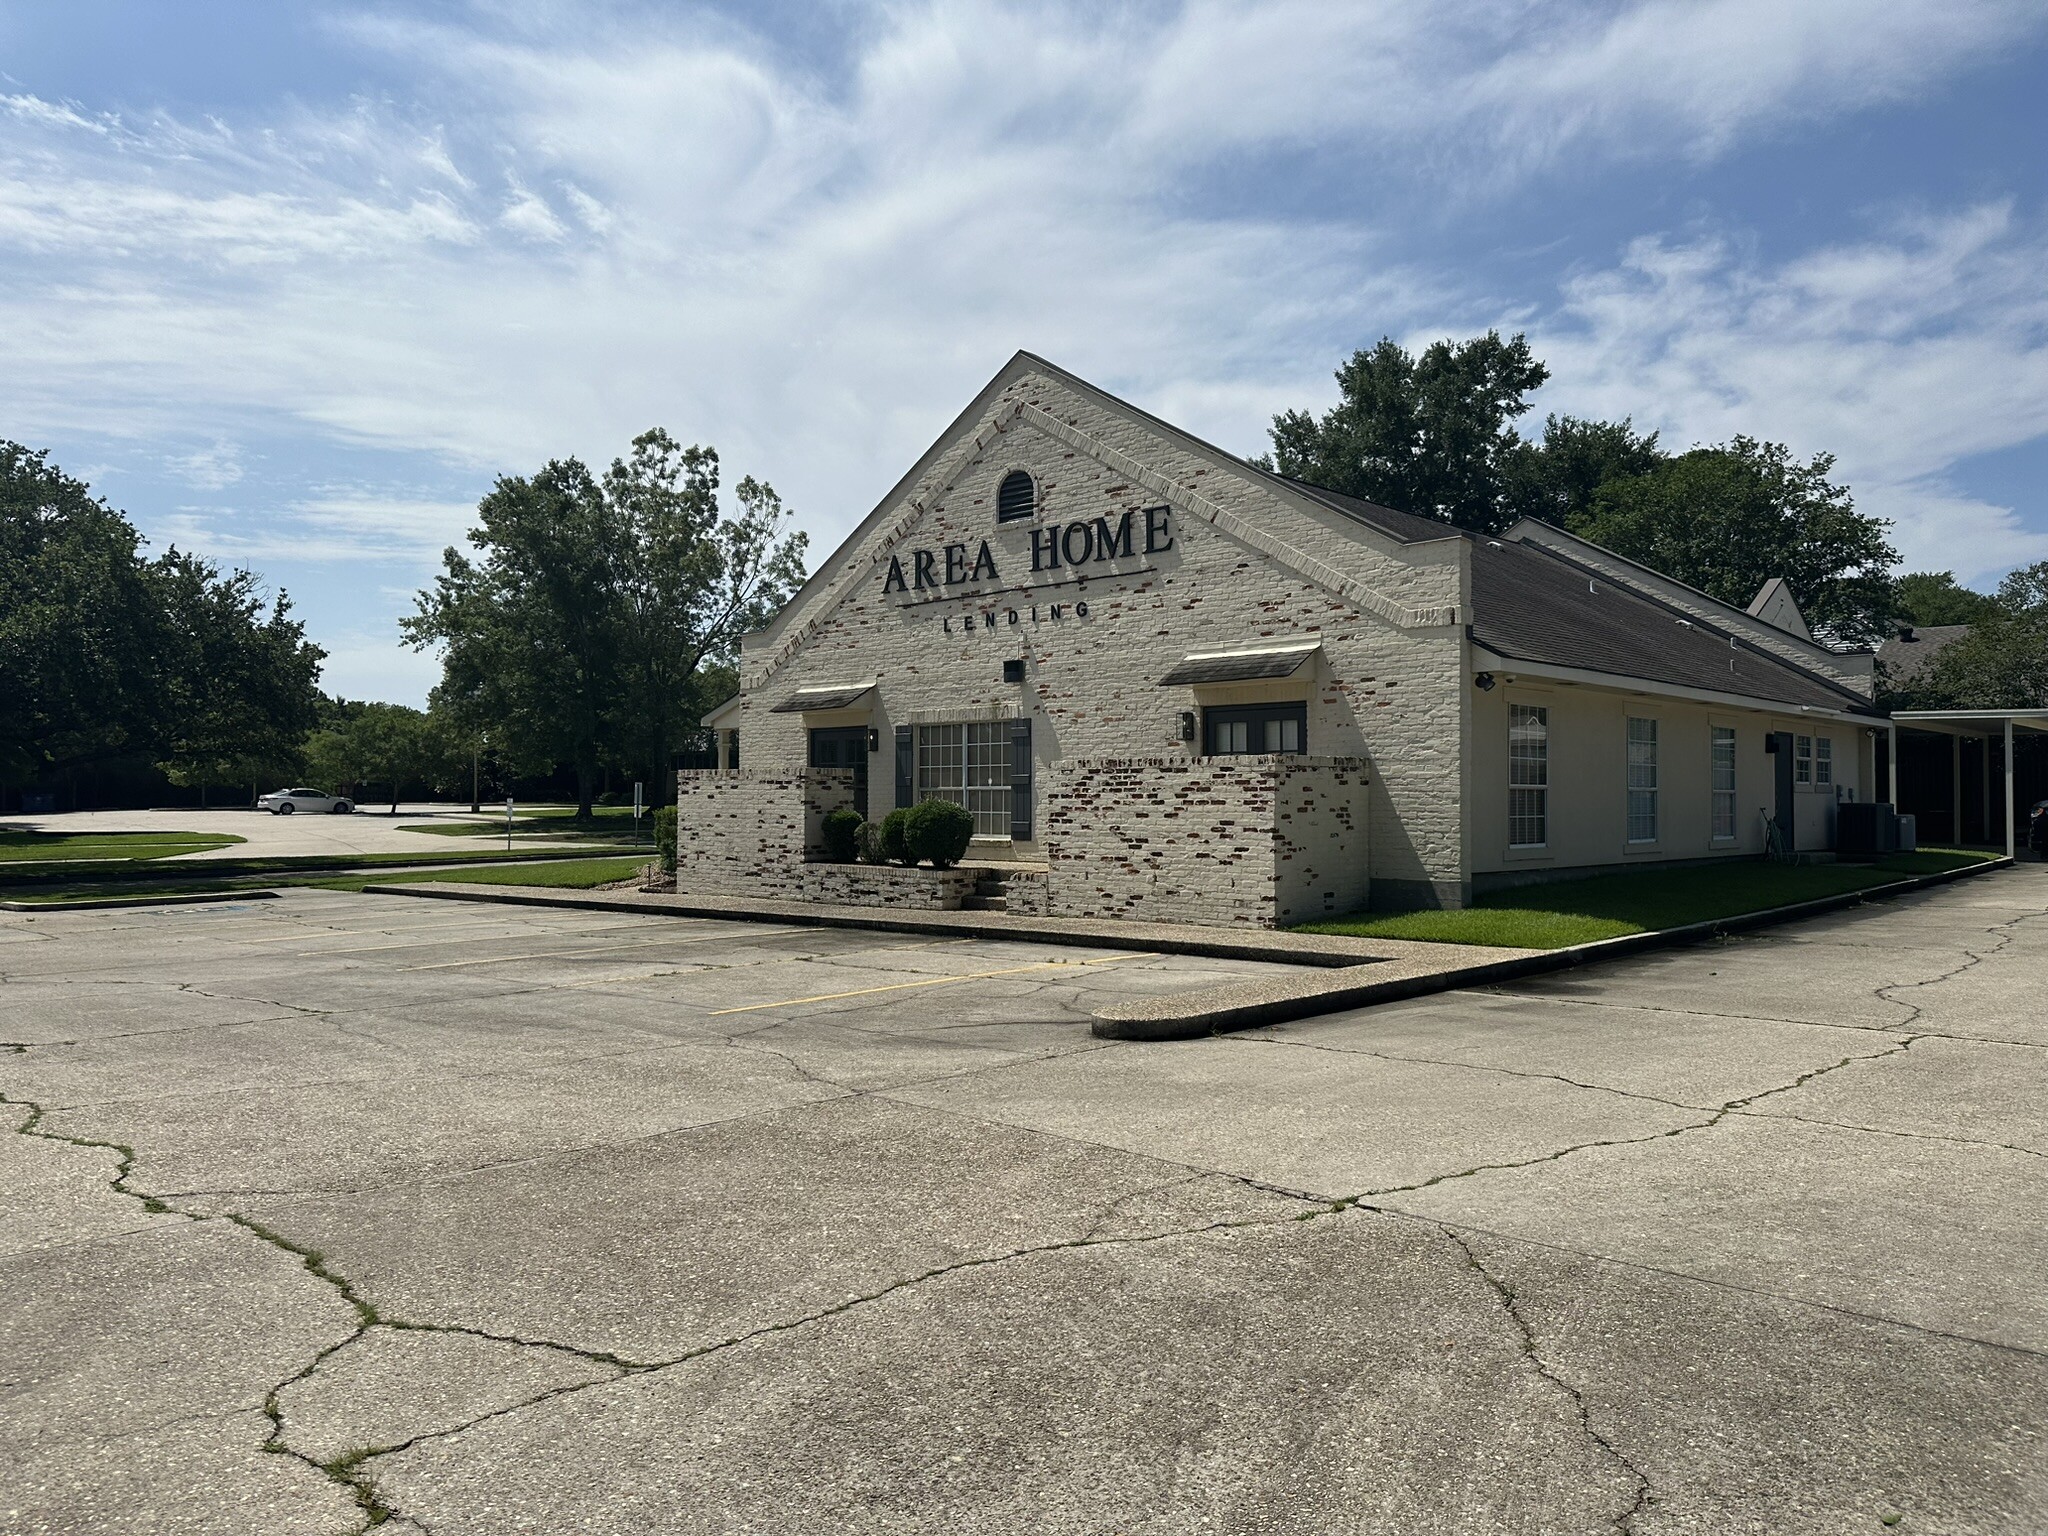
[1470,539,1881,715]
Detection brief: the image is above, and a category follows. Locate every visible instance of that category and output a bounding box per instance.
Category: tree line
[5,339,2039,817]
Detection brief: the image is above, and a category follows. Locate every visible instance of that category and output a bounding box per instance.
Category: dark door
[808,728,869,818]
[1768,731,1797,852]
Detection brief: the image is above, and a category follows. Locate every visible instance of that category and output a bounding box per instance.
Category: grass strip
[0,830,245,862]
[1296,849,1998,950]
[0,845,624,888]
[2,856,653,907]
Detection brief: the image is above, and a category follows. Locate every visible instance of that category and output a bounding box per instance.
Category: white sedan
[257,787,354,815]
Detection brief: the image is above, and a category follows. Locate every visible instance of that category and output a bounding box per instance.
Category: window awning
[769,682,875,714]
[1157,640,1321,687]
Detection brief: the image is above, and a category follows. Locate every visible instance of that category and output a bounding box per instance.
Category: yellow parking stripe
[399,928,805,970]
[707,954,1132,1016]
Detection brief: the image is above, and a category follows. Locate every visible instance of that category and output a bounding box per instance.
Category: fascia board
[1472,645,1883,727]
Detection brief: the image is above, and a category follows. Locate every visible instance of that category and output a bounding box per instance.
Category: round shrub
[820,807,863,864]
[654,805,678,873]
[855,820,886,865]
[904,798,975,869]
[879,807,914,866]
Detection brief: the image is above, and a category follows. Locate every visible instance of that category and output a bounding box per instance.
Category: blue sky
[4,1,2045,706]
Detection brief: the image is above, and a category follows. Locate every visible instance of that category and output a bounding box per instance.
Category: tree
[1568,438,1900,647]
[406,432,805,817]
[1506,415,1663,528]
[1918,561,2048,709]
[0,440,324,791]
[1266,331,1550,533]
[605,431,807,805]
[1898,570,2004,628]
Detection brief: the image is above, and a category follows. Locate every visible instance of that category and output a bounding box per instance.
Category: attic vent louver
[997,470,1036,522]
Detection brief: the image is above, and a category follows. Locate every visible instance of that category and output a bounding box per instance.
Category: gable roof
[1876,624,1970,688]
[1471,538,1881,715]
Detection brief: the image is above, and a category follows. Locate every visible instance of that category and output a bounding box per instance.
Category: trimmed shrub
[855,820,886,865]
[654,805,677,873]
[821,807,863,864]
[904,798,975,869]
[879,807,914,866]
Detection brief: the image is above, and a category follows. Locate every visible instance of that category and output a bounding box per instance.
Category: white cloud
[1529,206,2048,582]
[165,439,245,491]
[0,0,2042,662]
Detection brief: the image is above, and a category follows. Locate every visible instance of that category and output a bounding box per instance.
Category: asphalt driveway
[2,869,2043,1534]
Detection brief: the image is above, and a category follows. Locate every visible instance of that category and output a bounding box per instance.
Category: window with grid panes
[1508,704,1548,847]
[1815,736,1833,787]
[1794,734,1813,785]
[1626,717,1659,842]
[1711,726,1737,840]
[916,723,1011,837]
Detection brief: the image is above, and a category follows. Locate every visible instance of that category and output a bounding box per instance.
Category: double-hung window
[1710,726,1737,840]
[1815,736,1833,788]
[1509,705,1548,848]
[1794,734,1813,786]
[1626,717,1659,843]
[1203,703,1306,756]
[915,723,1011,837]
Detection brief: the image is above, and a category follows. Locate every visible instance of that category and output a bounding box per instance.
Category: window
[1815,736,1833,787]
[1794,734,1813,786]
[1626,716,1658,843]
[916,722,1011,837]
[1711,726,1737,840]
[997,470,1036,522]
[1203,703,1306,756]
[1509,705,1548,848]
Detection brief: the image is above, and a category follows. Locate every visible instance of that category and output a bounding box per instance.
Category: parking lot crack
[0,1091,182,1216]
[1447,1229,1652,1532]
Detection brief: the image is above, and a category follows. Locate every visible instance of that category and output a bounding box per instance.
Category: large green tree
[1917,561,2048,709]
[1266,331,1550,533]
[1896,570,2002,628]
[406,431,805,816]
[605,430,807,805]
[1569,438,1900,646]
[0,440,324,791]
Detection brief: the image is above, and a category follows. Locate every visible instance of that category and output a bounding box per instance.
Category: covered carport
[1887,709,2048,858]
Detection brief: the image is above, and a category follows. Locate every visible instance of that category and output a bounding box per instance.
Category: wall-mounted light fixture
[867,727,880,752]
[1473,672,1496,692]
[1178,711,1196,742]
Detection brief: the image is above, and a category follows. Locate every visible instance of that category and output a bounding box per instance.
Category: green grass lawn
[3,856,653,907]
[401,805,652,843]
[1297,849,1998,950]
[315,855,652,893]
[0,829,244,863]
[0,845,619,888]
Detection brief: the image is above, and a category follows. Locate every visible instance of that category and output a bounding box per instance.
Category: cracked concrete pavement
[2,870,2045,1533]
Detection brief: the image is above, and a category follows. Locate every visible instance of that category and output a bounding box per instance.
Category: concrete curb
[0,889,282,913]
[1091,854,2015,1039]
[353,884,1414,969]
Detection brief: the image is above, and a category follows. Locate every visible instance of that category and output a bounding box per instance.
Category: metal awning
[1887,709,2048,858]
[1157,640,1321,687]
[769,682,875,714]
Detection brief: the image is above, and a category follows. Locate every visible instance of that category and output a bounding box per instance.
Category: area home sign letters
[881,505,1174,599]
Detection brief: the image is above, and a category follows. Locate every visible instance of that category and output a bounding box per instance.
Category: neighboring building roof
[1470,538,1883,715]
[1746,576,1813,639]
[1876,625,1970,688]
[1158,640,1321,686]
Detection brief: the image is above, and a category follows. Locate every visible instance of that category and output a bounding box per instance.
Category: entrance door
[808,727,870,818]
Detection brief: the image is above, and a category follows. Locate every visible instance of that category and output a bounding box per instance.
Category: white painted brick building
[678,354,1887,925]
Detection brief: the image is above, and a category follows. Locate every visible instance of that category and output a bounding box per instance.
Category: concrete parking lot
[5,805,612,860]
[2,869,2044,1534]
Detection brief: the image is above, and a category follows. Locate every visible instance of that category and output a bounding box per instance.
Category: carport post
[2006,718,2017,859]
[1886,724,1898,807]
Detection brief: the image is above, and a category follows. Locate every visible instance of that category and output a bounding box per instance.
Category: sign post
[633,781,644,845]
[505,797,514,852]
